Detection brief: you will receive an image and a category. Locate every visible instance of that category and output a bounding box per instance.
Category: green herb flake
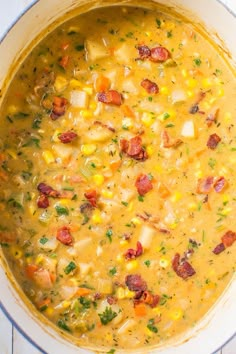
[39,236,48,245]
[55,205,69,216]
[64,261,77,275]
[163,112,170,120]
[159,294,171,306]
[98,306,117,325]
[138,195,144,202]
[126,31,134,38]
[144,260,151,267]
[147,318,158,333]
[167,30,173,38]
[32,114,42,129]
[57,319,71,332]
[208,158,217,169]
[193,58,202,67]
[106,229,113,242]
[156,19,161,28]
[121,201,128,207]
[79,296,91,310]
[165,123,175,128]
[107,350,116,354]
[75,44,84,51]
[21,171,32,181]
[109,267,117,276]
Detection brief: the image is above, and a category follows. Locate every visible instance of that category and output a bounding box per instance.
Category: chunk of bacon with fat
[213,230,236,255]
[120,136,147,161]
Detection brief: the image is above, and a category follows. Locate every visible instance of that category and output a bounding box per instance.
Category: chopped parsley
[39,236,48,245]
[147,318,158,333]
[64,261,77,275]
[144,260,151,267]
[98,306,117,325]
[57,319,71,332]
[108,267,117,276]
[156,18,161,28]
[75,44,84,51]
[55,205,69,216]
[208,158,217,169]
[193,58,202,67]
[106,228,113,242]
[138,195,144,202]
[121,201,128,207]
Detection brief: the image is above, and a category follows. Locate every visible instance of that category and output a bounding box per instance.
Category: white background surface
[0,0,236,353]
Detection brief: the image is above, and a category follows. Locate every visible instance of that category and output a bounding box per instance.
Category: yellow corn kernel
[28,202,36,216]
[83,86,93,95]
[127,202,133,212]
[54,76,68,92]
[26,257,33,264]
[181,69,188,78]
[170,191,182,203]
[154,164,163,173]
[7,105,18,114]
[124,289,136,298]
[159,257,169,268]
[152,307,161,316]
[126,260,138,271]
[101,189,113,199]
[81,144,97,156]
[170,309,183,320]
[188,202,198,211]
[62,300,71,309]
[219,167,228,176]
[42,150,55,164]
[45,307,54,316]
[6,149,17,159]
[195,170,203,178]
[35,254,44,265]
[131,217,142,226]
[89,101,97,110]
[186,78,197,88]
[91,209,102,224]
[120,240,129,247]
[69,79,82,88]
[221,207,232,216]
[57,199,69,206]
[145,31,152,37]
[105,333,113,341]
[202,101,211,110]
[11,247,22,259]
[202,77,212,88]
[141,112,154,127]
[169,223,178,230]
[217,88,224,97]
[93,174,104,186]
[146,145,154,157]
[224,112,232,123]
[145,328,154,337]
[116,287,125,299]
[222,194,229,204]
[116,254,124,263]
[209,97,217,105]
[80,109,92,119]
[160,86,170,95]
[187,90,194,98]
[122,118,133,129]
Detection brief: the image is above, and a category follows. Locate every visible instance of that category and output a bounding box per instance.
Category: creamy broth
[0,5,236,351]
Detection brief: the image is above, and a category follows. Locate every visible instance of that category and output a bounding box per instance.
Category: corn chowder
[0,5,236,352]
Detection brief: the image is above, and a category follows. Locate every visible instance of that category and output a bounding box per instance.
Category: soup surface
[0,5,236,351]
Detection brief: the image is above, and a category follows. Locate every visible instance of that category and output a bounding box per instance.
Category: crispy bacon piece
[161,130,182,148]
[213,242,225,255]
[80,202,94,224]
[37,183,60,198]
[150,46,170,62]
[137,45,151,59]
[213,176,227,193]
[207,133,221,150]
[59,55,69,69]
[141,291,160,308]
[84,189,98,207]
[50,96,68,120]
[94,120,116,132]
[189,91,206,114]
[141,79,159,94]
[56,226,73,246]
[120,136,147,161]
[97,90,123,106]
[196,176,214,194]
[58,131,78,144]
[125,274,147,293]
[107,296,117,305]
[172,253,196,280]
[37,194,49,209]
[124,241,143,260]
[135,174,153,196]
[206,107,219,127]
[222,230,236,247]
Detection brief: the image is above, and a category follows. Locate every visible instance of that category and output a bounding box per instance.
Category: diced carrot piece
[0,171,8,181]
[157,182,170,198]
[25,264,39,279]
[61,42,70,51]
[50,273,57,283]
[76,287,92,297]
[59,55,69,69]
[37,298,51,309]
[134,303,147,317]
[95,75,111,92]
[121,104,135,118]
[110,159,121,172]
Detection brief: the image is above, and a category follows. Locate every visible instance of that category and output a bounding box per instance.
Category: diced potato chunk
[139,225,156,250]
[70,90,89,108]
[181,120,196,138]
[97,278,113,294]
[85,39,109,61]
[85,125,113,142]
[114,43,132,64]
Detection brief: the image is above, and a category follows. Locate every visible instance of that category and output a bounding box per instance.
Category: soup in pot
[0,5,236,351]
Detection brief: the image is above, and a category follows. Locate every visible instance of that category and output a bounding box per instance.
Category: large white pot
[0,1,236,353]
